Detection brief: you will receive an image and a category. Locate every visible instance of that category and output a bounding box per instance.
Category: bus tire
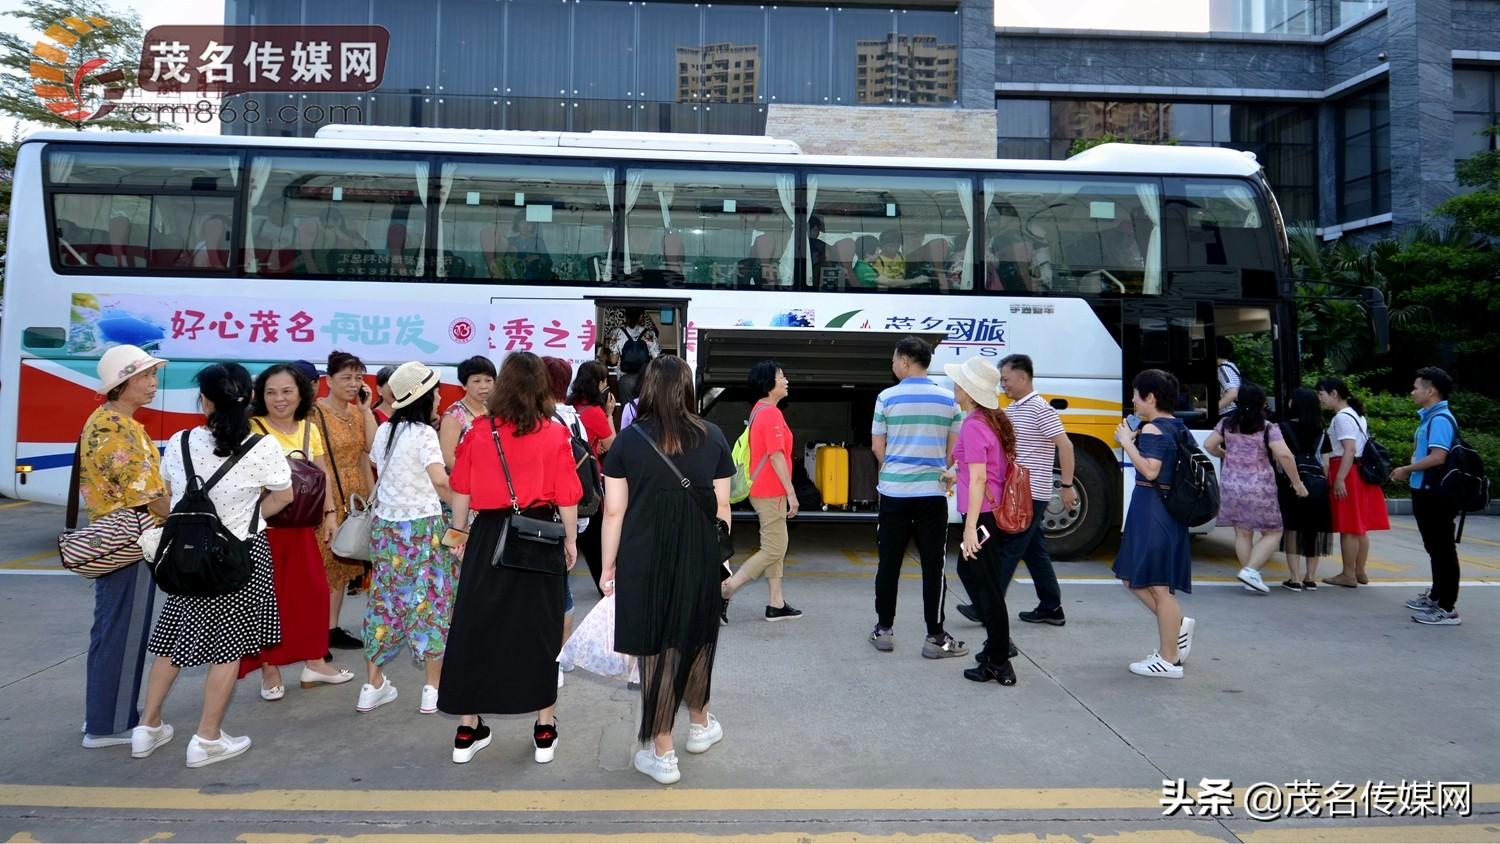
[1041,442,1112,561]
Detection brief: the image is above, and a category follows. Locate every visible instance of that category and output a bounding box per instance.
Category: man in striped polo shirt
[996,354,1075,625]
[869,337,967,657]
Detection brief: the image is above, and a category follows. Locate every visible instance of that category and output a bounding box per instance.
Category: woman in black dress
[438,352,582,766]
[600,355,734,785]
[1277,387,1332,590]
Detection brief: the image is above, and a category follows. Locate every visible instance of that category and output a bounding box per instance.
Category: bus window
[52,194,152,269]
[984,176,1162,296]
[623,168,794,290]
[47,148,239,191]
[436,161,613,282]
[1164,179,1280,296]
[244,155,429,278]
[807,173,973,293]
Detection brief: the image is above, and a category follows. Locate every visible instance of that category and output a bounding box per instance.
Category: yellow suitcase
[815,444,850,508]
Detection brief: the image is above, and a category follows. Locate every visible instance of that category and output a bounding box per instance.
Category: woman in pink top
[721,360,802,621]
[945,357,1020,687]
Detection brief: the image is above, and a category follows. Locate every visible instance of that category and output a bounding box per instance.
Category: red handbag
[255,419,327,528]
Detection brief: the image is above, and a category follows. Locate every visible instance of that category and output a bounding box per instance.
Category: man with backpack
[609,308,661,402]
[1392,367,1466,626]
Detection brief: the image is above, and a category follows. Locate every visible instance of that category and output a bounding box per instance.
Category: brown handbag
[255,418,327,528]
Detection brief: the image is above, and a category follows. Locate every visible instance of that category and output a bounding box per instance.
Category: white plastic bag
[559,594,631,678]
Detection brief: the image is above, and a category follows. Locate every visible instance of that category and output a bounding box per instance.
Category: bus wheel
[1041,444,1111,561]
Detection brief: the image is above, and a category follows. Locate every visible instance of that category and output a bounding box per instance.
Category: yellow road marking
[0,785,1166,813]
[0,500,33,511]
[1241,822,1500,843]
[0,551,57,570]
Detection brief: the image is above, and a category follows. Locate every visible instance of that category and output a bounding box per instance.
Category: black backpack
[150,432,264,598]
[619,328,651,375]
[1340,410,1393,486]
[556,412,602,518]
[1428,411,1490,513]
[1148,422,1220,528]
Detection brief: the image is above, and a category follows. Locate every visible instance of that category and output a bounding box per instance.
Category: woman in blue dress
[1112,369,1195,680]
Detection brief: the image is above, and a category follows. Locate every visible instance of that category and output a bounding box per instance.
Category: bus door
[1120,300,1218,525]
[591,298,689,414]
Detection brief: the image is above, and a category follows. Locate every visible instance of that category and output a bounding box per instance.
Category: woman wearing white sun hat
[77,345,172,750]
[943,356,1023,687]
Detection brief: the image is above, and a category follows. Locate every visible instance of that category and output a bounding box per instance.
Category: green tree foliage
[1067,134,1178,157]
[0,0,163,132]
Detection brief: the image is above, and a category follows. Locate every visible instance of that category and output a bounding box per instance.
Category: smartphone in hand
[977,524,992,547]
[1126,413,1142,432]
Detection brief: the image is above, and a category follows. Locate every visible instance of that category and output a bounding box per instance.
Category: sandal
[1322,576,1358,588]
[260,685,285,701]
[1356,574,1369,585]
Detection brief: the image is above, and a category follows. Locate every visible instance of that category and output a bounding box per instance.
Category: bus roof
[21,127,1264,178]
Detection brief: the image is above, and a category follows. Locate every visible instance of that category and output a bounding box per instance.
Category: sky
[0,0,1201,138]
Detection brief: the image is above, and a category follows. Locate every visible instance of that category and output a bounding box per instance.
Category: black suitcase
[849,446,879,509]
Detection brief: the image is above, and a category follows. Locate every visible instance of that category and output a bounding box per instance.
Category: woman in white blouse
[355,362,456,717]
[132,363,294,769]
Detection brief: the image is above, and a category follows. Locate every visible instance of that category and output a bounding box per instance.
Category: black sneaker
[765,603,803,622]
[1018,606,1066,626]
[720,599,730,626]
[533,720,558,764]
[955,603,981,624]
[976,640,1020,662]
[329,627,363,649]
[452,718,492,764]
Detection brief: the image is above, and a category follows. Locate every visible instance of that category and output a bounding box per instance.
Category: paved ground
[1,497,1498,842]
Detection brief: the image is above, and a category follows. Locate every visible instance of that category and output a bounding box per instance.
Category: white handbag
[331,429,396,561]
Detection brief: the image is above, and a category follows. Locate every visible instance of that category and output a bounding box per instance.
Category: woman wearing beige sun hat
[78,345,172,749]
[942,356,1022,687]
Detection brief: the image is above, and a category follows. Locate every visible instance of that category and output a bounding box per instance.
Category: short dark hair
[1416,366,1454,399]
[748,360,783,400]
[1132,368,1179,413]
[568,359,610,407]
[808,215,823,230]
[374,364,397,387]
[457,355,497,386]
[251,363,315,420]
[105,383,127,401]
[1215,335,1234,360]
[999,354,1033,379]
[894,336,932,369]
[326,349,365,377]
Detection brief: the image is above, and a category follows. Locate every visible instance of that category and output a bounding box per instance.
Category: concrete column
[959,0,996,111]
[1318,102,1341,229]
[1385,0,1456,227]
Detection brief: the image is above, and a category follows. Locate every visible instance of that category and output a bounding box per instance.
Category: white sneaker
[685,715,723,754]
[185,732,251,768]
[1237,567,1270,594]
[355,678,398,713]
[634,747,681,784]
[419,684,439,715]
[81,731,132,749]
[1129,654,1184,679]
[131,723,174,759]
[1177,617,1196,665]
[557,667,565,689]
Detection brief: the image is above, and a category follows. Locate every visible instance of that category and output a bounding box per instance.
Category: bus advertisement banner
[66,292,483,363]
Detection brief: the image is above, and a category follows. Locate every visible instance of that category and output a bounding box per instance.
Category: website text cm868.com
[127,98,364,127]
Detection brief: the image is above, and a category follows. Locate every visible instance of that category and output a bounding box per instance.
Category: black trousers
[875,495,950,636]
[955,511,1024,662]
[579,514,604,597]
[1412,488,1460,611]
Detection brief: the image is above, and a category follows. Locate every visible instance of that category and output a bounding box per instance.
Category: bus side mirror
[1361,286,1390,353]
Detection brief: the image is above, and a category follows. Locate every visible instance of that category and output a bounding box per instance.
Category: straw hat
[388,361,440,409]
[944,357,1002,410]
[97,345,167,395]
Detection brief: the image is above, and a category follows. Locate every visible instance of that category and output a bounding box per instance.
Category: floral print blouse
[79,406,166,520]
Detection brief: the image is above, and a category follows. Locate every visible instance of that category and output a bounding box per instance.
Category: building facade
[223,0,1500,237]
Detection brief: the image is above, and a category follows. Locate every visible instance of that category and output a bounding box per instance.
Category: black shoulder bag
[631,425,735,565]
[488,421,568,575]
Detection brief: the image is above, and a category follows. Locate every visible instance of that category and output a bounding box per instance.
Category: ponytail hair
[975,406,1017,458]
[194,363,254,456]
[1314,377,1365,416]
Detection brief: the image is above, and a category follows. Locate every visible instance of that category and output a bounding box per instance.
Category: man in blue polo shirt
[869,337,966,657]
[1391,366,1462,626]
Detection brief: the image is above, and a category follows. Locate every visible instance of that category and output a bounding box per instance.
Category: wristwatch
[1059,482,1074,489]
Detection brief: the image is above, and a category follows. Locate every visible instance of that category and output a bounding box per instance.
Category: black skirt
[437,508,564,716]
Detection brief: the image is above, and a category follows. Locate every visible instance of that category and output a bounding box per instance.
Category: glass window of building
[1454,68,1499,163]
[441,0,507,130]
[892,10,960,106]
[984,176,1161,295]
[1208,0,1312,33]
[767,7,831,106]
[243,155,430,278]
[373,0,436,91]
[1333,0,1387,27]
[573,0,638,132]
[809,173,973,293]
[623,168,795,289]
[996,98,1049,159]
[834,9,898,105]
[436,161,614,283]
[1338,88,1391,221]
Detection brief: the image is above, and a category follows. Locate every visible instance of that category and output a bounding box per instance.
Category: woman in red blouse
[567,359,616,594]
[437,352,582,767]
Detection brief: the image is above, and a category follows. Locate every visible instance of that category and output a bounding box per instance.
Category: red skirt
[238,526,331,678]
[1328,456,1391,535]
